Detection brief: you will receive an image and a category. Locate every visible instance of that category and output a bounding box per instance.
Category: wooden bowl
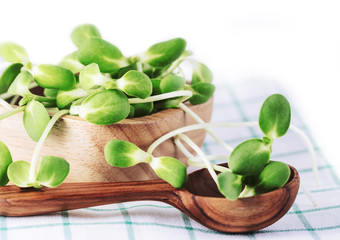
[0,98,213,182]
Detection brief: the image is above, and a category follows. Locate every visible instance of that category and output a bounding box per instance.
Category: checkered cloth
[1,78,339,240]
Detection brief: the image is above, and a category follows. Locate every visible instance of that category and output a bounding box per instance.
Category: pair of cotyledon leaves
[0,42,76,92]
[70,24,187,73]
[217,94,292,200]
[104,140,187,189]
[0,140,69,188]
[104,94,292,199]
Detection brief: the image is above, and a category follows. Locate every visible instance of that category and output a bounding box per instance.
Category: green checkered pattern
[1,79,339,240]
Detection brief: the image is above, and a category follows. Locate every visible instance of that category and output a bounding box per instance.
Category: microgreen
[7,161,33,188]
[35,156,70,188]
[31,64,76,90]
[7,156,69,188]
[79,63,109,90]
[0,63,23,94]
[104,140,187,188]
[77,38,128,73]
[160,74,185,93]
[115,70,152,99]
[105,140,152,167]
[56,87,88,109]
[150,157,187,188]
[0,140,12,186]
[144,38,186,69]
[185,82,215,105]
[0,42,31,68]
[240,161,291,197]
[190,61,213,84]
[58,52,84,74]
[259,94,291,139]
[78,89,130,125]
[130,102,154,118]
[217,172,242,201]
[23,100,50,142]
[228,138,271,176]
[7,70,33,98]
[71,24,102,48]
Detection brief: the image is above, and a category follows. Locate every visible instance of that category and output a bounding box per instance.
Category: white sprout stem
[300,182,318,207]
[147,121,258,155]
[28,109,69,182]
[174,134,229,162]
[128,90,193,104]
[175,135,230,172]
[158,57,186,78]
[179,102,234,153]
[10,95,20,105]
[136,62,143,72]
[189,155,229,162]
[69,105,81,115]
[187,160,231,173]
[0,106,26,121]
[177,134,218,184]
[0,98,13,109]
[289,124,320,187]
[174,135,196,159]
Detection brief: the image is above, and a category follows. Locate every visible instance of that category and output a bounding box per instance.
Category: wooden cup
[0,98,213,182]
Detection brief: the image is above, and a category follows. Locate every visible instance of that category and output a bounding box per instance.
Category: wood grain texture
[0,165,299,233]
[0,98,213,182]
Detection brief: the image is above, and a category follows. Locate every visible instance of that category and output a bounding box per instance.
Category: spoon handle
[0,180,176,216]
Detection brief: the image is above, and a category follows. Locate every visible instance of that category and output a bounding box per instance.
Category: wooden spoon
[0,165,299,233]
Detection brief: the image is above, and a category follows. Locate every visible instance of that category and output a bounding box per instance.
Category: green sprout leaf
[0,63,23,94]
[0,141,13,186]
[79,63,110,90]
[23,100,50,142]
[259,94,291,139]
[77,38,128,73]
[105,140,151,167]
[252,161,291,195]
[79,89,130,125]
[144,38,186,68]
[7,161,37,188]
[71,24,101,48]
[0,42,30,65]
[111,63,137,79]
[191,61,213,84]
[116,70,152,99]
[130,102,153,117]
[31,64,76,90]
[35,156,70,187]
[59,52,84,74]
[229,139,271,176]
[160,74,185,93]
[151,78,162,95]
[8,70,33,98]
[128,105,135,118]
[187,82,215,105]
[217,171,242,201]
[56,87,88,109]
[153,97,182,110]
[44,88,59,98]
[150,156,187,188]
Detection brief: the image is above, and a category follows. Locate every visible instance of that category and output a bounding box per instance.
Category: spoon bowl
[0,165,299,233]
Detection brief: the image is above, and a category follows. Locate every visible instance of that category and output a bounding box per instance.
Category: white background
[1,0,339,175]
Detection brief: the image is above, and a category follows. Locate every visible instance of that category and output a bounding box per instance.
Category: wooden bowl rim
[1,98,213,126]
